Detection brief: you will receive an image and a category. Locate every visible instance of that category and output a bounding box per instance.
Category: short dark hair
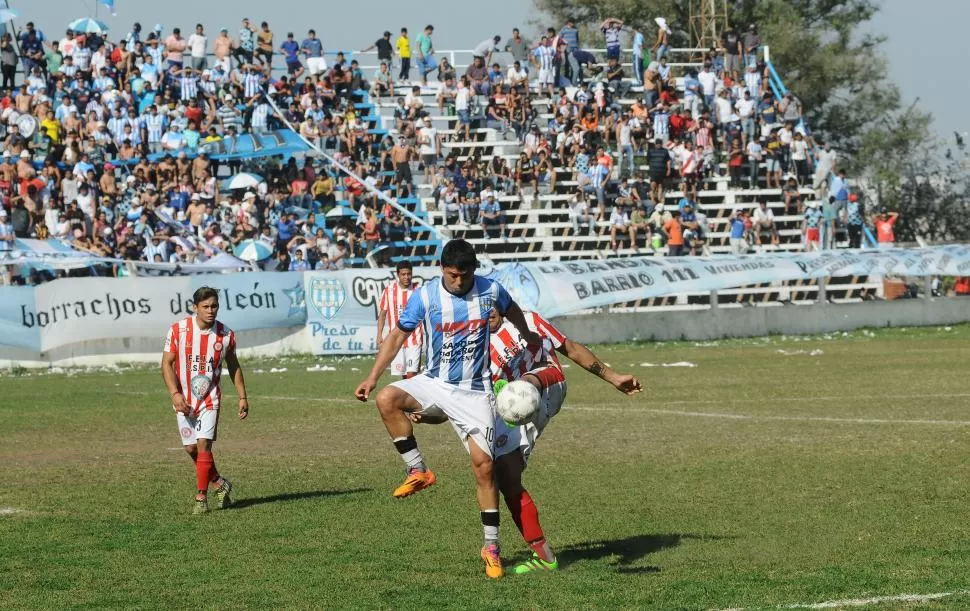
[440,239,477,272]
[396,260,413,273]
[193,286,220,305]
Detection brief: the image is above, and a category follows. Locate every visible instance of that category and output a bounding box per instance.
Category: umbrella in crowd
[223,172,263,191]
[68,18,110,35]
[284,206,310,220]
[325,205,357,218]
[234,239,273,262]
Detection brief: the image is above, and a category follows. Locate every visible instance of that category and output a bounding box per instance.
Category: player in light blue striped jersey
[355,239,541,579]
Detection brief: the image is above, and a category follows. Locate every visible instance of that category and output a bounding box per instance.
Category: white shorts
[495,368,567,465]
[392,374,498,458]
[176,408,219,446]
[538,69,554,85]
[391,345,422,376]
[306,57,327,75]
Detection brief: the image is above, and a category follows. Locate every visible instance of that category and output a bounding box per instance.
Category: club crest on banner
[309,278,347,319]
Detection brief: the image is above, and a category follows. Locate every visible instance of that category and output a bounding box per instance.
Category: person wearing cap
[473,35,502,65]
[801,200,823,251]
[361,30,394,67]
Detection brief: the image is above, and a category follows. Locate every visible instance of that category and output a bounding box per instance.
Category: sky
[12,0,965,137]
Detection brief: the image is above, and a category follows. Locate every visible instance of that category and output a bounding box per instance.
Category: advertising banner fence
[4,246,969,354]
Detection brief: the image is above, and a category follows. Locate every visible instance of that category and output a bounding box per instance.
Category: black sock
[392,436,426,470]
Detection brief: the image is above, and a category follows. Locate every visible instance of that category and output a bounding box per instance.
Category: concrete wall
[3,298,968,369]
[551,298,970,344]
[0,327,310,369]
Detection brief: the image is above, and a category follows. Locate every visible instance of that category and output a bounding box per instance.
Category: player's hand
[355,378,377,402]
[406,410,423,423]
[172,393,190,415]
[611,373,643,396]
[238,398,250,420]
[376,335,383,347]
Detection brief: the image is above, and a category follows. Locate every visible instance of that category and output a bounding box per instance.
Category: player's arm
[224,341,249,420]
[376,308,387,346]
[161,351,190,415]
[502,300,542,347]
[557,338,642,396]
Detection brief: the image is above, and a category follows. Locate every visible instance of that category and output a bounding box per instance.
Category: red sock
[196,451,214,492]
[518,490,544,543]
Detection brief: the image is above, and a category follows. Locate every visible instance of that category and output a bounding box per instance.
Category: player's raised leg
[496,447,557,574]
[374,384,436,497]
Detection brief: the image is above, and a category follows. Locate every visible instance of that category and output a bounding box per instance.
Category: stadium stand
[1,18,881,304]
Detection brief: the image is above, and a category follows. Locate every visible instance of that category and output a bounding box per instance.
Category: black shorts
[650,171,666,184]
[286,61,302,74]
[395,162,412,183]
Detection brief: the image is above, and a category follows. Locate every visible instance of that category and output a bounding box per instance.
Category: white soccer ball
[496,380,541,425]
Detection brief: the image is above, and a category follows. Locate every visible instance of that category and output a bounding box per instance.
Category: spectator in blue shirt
[301,29,326,76]
[729,208,748,254]
[288,247,310,271]
[479,195,507,240]
[280,33,303,77]
[276,213,297,253]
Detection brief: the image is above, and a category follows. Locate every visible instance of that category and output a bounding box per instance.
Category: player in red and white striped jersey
[488,308,642,574]
[161,287,251,514]
[377,261,424,378]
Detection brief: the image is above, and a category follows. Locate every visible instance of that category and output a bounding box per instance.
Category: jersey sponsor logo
[214,342,223,352]
[435,319,487,334]
[309,278,347,319]
[190,374,212,399]
[495,433,508,448]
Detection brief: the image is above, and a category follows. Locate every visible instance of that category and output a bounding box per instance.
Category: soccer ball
[495,380,540,426]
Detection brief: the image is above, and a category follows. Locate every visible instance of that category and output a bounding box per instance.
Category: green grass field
[3,326,970,610]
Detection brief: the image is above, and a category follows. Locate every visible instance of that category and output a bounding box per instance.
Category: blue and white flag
[100,0,117,16]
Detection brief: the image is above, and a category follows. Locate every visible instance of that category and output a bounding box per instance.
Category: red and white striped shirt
[379,281,423,349]
[164,316,236,416]
[489,311,566,383]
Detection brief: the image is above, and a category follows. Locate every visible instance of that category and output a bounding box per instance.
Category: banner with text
[5,246,970,354]
[512,245,970,317]
[4,272,307,352]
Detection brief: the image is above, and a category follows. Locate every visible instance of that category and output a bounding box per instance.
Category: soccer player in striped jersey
[161,287,251,515]
[355,239,542,579]
[416,308,642,574]
[377,261,423,378]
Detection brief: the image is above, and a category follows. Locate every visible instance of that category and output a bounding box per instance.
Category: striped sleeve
[163,323,178,353]
[531,312,566,348]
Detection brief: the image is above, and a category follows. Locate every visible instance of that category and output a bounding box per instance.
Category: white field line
[119,390,970,427]
[716,589,970,610]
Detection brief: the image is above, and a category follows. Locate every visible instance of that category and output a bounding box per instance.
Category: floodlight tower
[689,0,729,62]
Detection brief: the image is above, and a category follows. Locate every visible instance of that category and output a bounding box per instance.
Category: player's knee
[374,386,399,413]
[184,444,198,457]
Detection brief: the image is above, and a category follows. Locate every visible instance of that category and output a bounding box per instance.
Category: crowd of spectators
[0,14,883,285]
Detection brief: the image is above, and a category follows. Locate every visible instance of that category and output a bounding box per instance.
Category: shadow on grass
[229,488,372,510]
[512,533,729,574]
